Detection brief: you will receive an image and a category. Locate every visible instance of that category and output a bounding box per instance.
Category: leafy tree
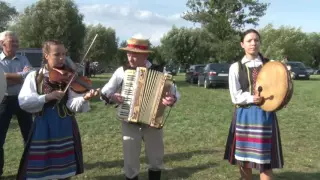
[182,0,269,61]
[259,24,312,65]
[0,1,18,32]
[10,0,85,61]
[183,0,269,37]
[160,26,210,66]
[306,32,320,68]
[114,40,128,66]
[148,46,167,66]
[84,24,117,65]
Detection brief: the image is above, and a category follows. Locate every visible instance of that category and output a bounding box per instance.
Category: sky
[4,0,320,45]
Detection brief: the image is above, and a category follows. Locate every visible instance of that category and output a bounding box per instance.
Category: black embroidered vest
[237,55,269,95]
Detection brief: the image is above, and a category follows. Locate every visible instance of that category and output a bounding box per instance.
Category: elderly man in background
[0,31,33,177]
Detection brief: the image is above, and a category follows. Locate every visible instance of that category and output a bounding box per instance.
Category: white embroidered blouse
[228,56,263,105]
[18,68,90,113]
[101,61,181,103]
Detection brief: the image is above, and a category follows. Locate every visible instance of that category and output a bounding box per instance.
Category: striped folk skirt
[16,107,84,180]
[223,105,284,172]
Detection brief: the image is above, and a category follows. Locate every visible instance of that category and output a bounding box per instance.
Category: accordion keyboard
[117,69,136,119]
[116,67,174,128]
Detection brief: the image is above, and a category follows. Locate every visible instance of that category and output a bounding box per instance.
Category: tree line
[1,0,319,69]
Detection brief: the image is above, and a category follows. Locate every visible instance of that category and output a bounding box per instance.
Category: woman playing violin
[16,40,100,180]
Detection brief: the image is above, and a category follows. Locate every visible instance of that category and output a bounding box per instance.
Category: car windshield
[209,63,230,71]
[195,66,205,72]
[288,62,305,69]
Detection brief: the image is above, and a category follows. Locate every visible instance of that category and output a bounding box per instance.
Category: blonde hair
[41,40,64,68]
[37,40,65,84]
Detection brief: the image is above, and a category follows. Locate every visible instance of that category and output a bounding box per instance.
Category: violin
[48,66,93,94]
[50,34,99,107]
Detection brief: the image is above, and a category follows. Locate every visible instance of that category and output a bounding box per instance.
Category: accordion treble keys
[117,67,173,129]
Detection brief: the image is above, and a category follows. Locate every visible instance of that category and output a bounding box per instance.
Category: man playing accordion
[101,34,180,180]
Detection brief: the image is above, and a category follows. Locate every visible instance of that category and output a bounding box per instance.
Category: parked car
[13,48,43,70]
[185,64,205,83]
[178,66,186,73]
[164,65,177,76]
[305,66,315,75]
[198,63,230,88]
[286,61,310,80]
[314,69,320,74]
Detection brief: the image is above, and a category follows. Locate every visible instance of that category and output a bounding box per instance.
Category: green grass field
[2,74,320,180]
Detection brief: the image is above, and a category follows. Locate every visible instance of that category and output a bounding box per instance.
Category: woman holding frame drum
[224,29,284,180]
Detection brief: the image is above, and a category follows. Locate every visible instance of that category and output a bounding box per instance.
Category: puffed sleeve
[100,67,123,103]
[18,71,46,113]
[66,89,90,113]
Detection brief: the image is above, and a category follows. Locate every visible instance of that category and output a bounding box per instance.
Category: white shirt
[101,61,181,103]
[18,67,90,113]
[228,56,263,105]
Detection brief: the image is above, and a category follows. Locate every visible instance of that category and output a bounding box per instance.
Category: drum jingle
[255,61,293,112]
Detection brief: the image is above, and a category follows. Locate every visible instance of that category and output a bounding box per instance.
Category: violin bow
[54,34,98,108]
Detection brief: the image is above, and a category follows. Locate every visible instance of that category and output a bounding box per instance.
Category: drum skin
[0,66,6,103]
[255,61,293,112]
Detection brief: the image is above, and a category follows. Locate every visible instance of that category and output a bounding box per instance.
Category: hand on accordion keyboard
[162,92,177,107]
[111,93,124,104]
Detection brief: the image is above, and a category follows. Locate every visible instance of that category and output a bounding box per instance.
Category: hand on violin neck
[83,88,100,101]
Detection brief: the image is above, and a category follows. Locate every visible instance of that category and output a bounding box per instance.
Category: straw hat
[119,34,153,54]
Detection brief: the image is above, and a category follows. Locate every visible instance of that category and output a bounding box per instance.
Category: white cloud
[79,3,196,45]
[5,1,197,45]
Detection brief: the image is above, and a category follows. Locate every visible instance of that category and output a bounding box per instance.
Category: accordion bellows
[117,67,174,128]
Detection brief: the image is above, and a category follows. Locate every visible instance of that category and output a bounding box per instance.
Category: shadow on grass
[275,171,320,180]
[247,171,320,180]
[84,149,219,170]
[94,162,217,180]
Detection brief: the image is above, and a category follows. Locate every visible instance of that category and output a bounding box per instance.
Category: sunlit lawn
[2,74,320,180]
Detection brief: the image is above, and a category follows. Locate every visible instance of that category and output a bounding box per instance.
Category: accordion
[117,67,174,129]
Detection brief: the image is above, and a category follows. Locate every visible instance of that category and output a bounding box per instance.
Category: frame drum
[0,66,6,103]
[255,61,293,112]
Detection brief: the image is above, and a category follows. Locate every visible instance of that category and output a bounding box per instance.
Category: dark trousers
[0,96,33,176]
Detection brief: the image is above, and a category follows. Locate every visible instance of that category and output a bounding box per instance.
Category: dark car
[287,61,310,80]
[164,65,177,76]
[198,63,230,88]
[185,64,205,83]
